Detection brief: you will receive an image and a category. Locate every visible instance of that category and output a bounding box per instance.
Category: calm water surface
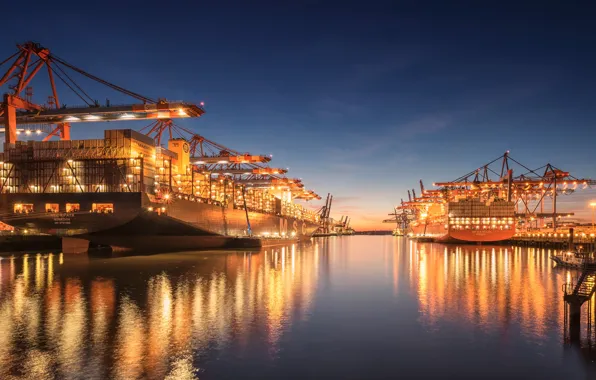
[0,236,595,379]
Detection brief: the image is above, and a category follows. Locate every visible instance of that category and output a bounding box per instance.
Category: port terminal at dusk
[2,2,596,378]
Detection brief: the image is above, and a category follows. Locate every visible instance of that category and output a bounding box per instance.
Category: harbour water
[0,237,594,379]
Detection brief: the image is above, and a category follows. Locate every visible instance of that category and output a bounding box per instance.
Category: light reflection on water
[0,245,319,379]
[0,237,593,379]
[408,242,565,340]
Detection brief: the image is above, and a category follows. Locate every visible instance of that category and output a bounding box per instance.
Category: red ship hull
[410,223,515,242]
[449,228,514,242]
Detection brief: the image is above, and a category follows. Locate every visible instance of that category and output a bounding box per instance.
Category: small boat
[550,251,594,269]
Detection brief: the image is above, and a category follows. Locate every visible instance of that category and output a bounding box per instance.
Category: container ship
[399,167,517,242]
[395,151,595,243]
[0,129,322,253]
[407,198,515,242]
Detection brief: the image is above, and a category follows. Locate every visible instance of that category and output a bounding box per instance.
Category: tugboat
[550,250,594,269]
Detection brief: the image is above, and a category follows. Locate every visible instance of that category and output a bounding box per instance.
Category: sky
[1,0,596,229]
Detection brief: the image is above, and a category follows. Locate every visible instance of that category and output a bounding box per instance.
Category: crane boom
[199,168,288,175]
[0,101,204,126]
[0,41,204,143]
[192,154,271,164]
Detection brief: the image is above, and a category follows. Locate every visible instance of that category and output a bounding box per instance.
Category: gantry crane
[316,193,333,234]
[0,41,321,204]
[333,216,350,234]
[0,41,204,143]
[383,203,416,235]
[138,118,320,201]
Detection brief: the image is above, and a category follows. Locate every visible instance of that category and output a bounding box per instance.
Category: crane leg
[59,123,70,140]
[3,95,17,144]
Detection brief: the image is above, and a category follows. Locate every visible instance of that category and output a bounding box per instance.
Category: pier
[506,231,596,251]
[563,261,596,343]
[406,228,596,250]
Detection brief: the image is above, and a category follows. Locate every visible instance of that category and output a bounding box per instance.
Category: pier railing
[514,232,596,243]
[509,231,596,250]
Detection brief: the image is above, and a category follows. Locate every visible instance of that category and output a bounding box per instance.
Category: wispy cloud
[398,115,452,138]
[346,49,425,86]
[309,45,426,122]
[314,97,367,121]
[326,76,551,165]
[321,112,452,166]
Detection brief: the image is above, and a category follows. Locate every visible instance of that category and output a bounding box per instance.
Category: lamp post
[590,202,596,232]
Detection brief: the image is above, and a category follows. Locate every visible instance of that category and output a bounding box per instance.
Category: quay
[407,228,596,251]
[354,230,393,236]
[504,231,596,250]
[0,234,62,254]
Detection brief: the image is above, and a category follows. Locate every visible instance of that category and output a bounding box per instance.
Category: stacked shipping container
[448,199,514,217]
[1,129,318,223]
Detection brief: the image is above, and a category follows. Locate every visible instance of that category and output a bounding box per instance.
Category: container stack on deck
[0,129,318,224]
[447,199,515,231]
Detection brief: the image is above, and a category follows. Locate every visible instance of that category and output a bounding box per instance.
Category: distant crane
[316,193,333,234]
[383,206,415,235]
[333,216,350,235]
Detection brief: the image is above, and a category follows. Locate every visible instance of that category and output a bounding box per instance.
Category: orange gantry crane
[138,118,320,201]
[0,41,320,203]
[0,41,204,143]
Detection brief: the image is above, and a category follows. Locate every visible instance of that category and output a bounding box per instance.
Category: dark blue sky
[2,1,596,228]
